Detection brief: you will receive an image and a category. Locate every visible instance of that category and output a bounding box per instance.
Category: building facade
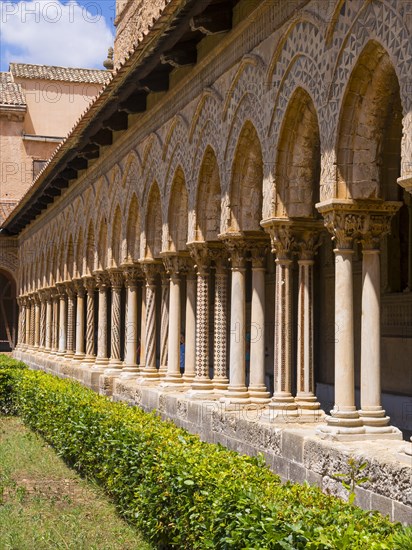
[0,0,411,521]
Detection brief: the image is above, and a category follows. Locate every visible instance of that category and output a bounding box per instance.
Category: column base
[80,355,96,369]
[220,385,251,406]
[249,384,271,404]
[120,365,140,379]
[137,368,160,384]
[158,365,168,378]
[270,392,298,410]
[213,376,229,393]
[160,373,183,387]
[104,361,124,376]
[295,393,321,410]
[358,408,392,428]
[186,377,216,398]
[72,353,85,363]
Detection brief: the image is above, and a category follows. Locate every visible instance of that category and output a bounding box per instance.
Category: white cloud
[0,0,114,69]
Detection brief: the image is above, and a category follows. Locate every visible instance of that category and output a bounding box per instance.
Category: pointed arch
[126,193,141,262]
[75,227,84,278]
[195,146,221,241]
[66,234,75,280]
[111,205,122,267]
[336,40,403,200]
[229,121,263,232]
[168,167,188,251]
[86,220,95,275]
[97,218,108,270]
[275,87,320,217]
[145,182,162,259]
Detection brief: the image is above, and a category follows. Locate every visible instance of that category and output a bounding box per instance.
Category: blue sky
[0,1,116,72]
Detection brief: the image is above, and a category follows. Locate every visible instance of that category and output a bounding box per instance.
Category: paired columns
[316,199,402,438]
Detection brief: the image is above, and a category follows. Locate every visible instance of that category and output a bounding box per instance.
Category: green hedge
[0,355,410,549]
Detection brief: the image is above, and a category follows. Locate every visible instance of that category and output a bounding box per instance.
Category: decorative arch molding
[189,87,222,144]
[0,252,18,284]
[222,54,266,123]
[121,149,142,191]
[191,121,223,206]
[140,133,164,202]
[162,113,189,161]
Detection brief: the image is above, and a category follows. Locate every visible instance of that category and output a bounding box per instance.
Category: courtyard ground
[0,416,152,550]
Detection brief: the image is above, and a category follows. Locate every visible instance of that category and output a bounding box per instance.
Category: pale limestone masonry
[2,0,412,525]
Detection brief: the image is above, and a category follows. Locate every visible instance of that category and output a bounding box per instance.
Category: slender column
[358,210,401,435]
[16,298,23,348]
[64,282,76,360]
[139,285,146,369]
[159,269,170,378]
[139,262,160,380]
[404,192,412,292]
[39,291,46,352]
[316,202,363,434]
[107,269,123,372]
[210,249,229,392]
[222,237,250,404]
[25,297,31,348]
[45,290,53,353]
[56,283,67,356]
[295,229,322,411]
[51,289,59,354]
[249,244,270,404]
[93,271,110,368]
[33,294,40,351]
[73,279,85,361]
[121,266,141,377]
[81,276,96,366]
[187,243,213,394]
[182,267,196,384]
[162,255,189,385]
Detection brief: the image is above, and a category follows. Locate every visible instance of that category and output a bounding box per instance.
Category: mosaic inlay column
[65,282,76,360]
[182,265,196,384]
[81,276,96,366]
[121,265,141,378]
[358,203,402,435]
[140,262,160,381]
[159,268,170,378]
[294,226,322,412]
[45,289,53,353]
[93,271,110,369]
[33,293,41,351]
[73,279,86,361]
[262,221,297,415]
[187,242,213,393]
[210,247,229,393]
[107,269,123,373]
[222,236,250,404]
[56,283,67,356]
[39,291,47,352]
[248,242,270,404]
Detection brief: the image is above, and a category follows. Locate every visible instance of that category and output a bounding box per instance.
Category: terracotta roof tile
[0,72,26,106]
[10,63,112,84]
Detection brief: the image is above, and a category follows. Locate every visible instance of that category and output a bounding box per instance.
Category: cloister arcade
[4,0,411,443]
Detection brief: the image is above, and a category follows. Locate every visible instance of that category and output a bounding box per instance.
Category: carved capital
[219,234,248,269]
[64,281,76,299]
[56,282,67,298]
[316,199,402,251]
[73,278,86,297]
[141,261,161,284]
[108,269,124,290]
[248,239,270,268]
[82,275,96,295]
[123,265,142,288]
[94,271,110,291]
[187,241,211,275]
[161,252,192,278]
[261,219,295,259]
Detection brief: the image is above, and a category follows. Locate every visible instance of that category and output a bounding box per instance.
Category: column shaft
[183,271,196,383]
[107,270,123,372]
[213,268,228,391]
[45,294,52,352]
[65,284,76,359]
[73,280,85,360]
[82,277,96,365]
[159,273,169,377]
[57,286,67,355]
[122,267,140,376]
[140,264,159,380]
[34,296,40,350]
[94,273,109,368]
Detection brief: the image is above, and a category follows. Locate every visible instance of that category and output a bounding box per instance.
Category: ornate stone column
[51,289,59,354]
[45,289,53,353]
[64,282,76,360]
[248,242,270,404]
[358,202,402,436]
[39,291,47,352]
[159,268,170,378]
[211,248,229,393]
[81,276,96,366]
[187,242,214,394]
[221,236,250,405]
[16,297,23,349]
[261,220,297,415]
[139,282,146,370]
[316,200,364,436]
[161,255,189,386]
[33,293,41,351]
[107,269,123,373]
[93,271,110,369]
[73,279,85,361]
[121,265,141,378]
[183,265,196,384]
[25,296,31,349]
[139,262,160,381]
[22,296,29,349]
[56,283,67,356]
[294,225,323,412]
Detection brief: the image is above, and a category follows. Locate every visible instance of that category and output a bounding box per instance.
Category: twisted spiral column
[33,294,41,351]
[39,291,46,351]
[81,276,96,366]
[121,266,141,377]
[65,282,76,359]
[73,279,86,361]
[56,283,67,356]
[159,269,169,377]
[24,297,31,349]
[93,271,110,369]
[140,262,160,380]
[107,269,123,372]
[45,290,53,353]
